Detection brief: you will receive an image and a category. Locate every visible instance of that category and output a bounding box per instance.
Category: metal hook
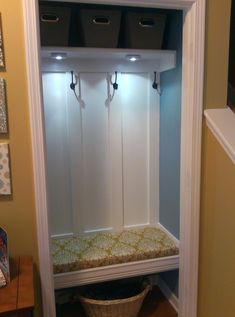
[152,71,161,95]
[152,71,158,90]
[70,71,77,91]
[111,71,118,90]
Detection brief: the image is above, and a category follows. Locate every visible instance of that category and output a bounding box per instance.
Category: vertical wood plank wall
[43,73,74,235]
[42,70,159,236]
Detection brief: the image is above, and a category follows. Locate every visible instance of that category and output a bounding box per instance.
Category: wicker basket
[79,283,151,317]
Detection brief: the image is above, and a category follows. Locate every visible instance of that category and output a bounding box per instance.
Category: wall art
[0,14,5,70]
[0,78,7,133]
[0,143,12,195]
[0,227,9,286]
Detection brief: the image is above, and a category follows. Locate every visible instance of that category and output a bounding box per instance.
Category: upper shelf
[42,0,194,10]
[41,47,176,73]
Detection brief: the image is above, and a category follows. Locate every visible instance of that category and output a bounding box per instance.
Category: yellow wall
[0,0,41,314]
[198,0,235,316]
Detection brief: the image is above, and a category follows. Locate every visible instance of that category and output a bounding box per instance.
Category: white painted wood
[66,72,122,233]
[149,73,160,226]
[204,108,235,164]
[22,2,56,317]
[42,59,173,74]
[65,72,84,233]
[41,47,176,63]
[54,255,180,289]
[121,73,159,227]
[42,73,74,235]
[179,1,206,317]
[43,72,123,234]
[156,276,179,312]
[45,0,195,9]
[51,233,74,239]
[80,73,113,232]
[23,1,206,317]
[84,227,113,234]
[121,73,148,226]
[41,47,176,73]
[43,70,159,234]
[107,73,124,231]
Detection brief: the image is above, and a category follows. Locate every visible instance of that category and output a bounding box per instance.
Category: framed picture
[0,14,5,70]
[0,227,10,285]
[0,143,12,195]
[0,78,8,133]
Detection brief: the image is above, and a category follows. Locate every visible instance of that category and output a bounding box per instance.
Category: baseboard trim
[51,233,74,239]
[155,276,179,312]
[157,223,180,247]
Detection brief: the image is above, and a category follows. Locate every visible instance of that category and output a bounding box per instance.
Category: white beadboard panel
[79,73,115,232]
[42,73,73,235]
[107,74,124,231]
[65,73,84,233]
[43,70,160,235]
[66,72,123,233]
[121,73,159,227]
[149,75,160,226]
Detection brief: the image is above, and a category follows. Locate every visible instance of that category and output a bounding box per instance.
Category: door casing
[22,1,205,316]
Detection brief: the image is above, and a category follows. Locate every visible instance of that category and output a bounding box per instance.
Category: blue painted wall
[160,10,182,239]
[160,269,179,297]
[159,10,183,298]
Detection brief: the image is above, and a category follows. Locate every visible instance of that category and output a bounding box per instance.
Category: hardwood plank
[0,258,19,314]
[17,256,34,310]
[139,286,177,317]
[56,286,177,317]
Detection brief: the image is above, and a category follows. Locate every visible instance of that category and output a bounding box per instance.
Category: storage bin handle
[139,18,155,28]
[92,16,111,25]
[41,14,59,23]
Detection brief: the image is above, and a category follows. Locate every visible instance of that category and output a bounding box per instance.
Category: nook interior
[39,0,182,312]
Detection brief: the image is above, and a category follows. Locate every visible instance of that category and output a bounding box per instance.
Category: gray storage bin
[39,5,71,46]
[125,12,166,49]
[80,9,121,48]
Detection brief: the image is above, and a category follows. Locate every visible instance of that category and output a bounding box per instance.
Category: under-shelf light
[51,52,67,60]
[125,54,141,62]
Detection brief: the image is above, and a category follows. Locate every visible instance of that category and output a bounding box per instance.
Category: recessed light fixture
[126,54,141,62]
[51,52,67,60]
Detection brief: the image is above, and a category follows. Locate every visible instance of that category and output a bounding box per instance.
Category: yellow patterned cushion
[52,227,179,274]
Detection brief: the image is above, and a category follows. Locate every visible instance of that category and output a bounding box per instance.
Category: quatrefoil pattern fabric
[52,227,179,274]
[0,143,11,195]
[0,79,7,133]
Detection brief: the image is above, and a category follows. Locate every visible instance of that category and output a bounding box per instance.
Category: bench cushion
[52,227,179,274]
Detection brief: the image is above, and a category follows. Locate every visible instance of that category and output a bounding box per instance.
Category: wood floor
[57,286,177,317]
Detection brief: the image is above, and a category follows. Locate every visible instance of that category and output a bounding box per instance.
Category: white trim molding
[157,223,180,246]
[179,1,205,317]
[156,276,179,312]
[204,108,235,164]
[22,1,56,317]
[22,1,206,317]
[46,0,196,10]
[54,255,179,289]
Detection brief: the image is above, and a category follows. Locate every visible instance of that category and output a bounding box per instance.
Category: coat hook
[70,70,77,91]
[111,71,118,90]
[152,71,158,90]
[70,71,84,106]
[152,71,161,95]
